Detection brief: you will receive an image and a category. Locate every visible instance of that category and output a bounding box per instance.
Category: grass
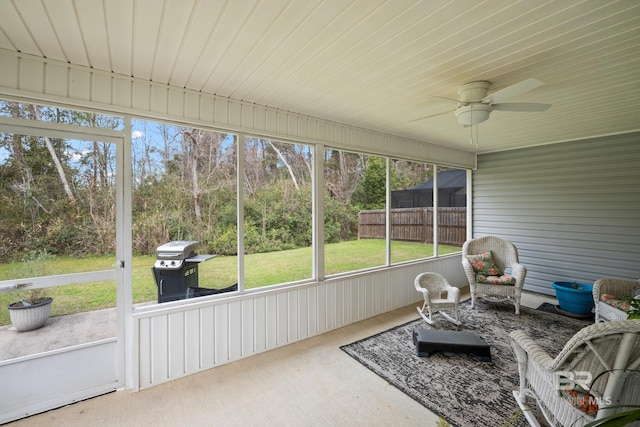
[0,240,460,326]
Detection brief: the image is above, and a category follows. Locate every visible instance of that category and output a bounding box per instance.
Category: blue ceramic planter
[552,281,594,315]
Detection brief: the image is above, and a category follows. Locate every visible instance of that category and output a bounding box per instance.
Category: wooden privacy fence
[358,207,466,246]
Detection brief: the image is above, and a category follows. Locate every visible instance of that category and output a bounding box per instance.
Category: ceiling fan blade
[430,95,461,104]
[492,103,551,112]
[408,109,453,122]
[482,78,545,104]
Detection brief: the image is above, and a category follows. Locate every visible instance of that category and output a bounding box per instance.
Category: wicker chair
[461,235,526,314]
[593,277,640,323]
[511,319,640,427]
[414,272,461,325]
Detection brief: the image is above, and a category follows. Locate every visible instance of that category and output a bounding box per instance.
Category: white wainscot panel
[253,295,267,353]
[214,304,229,365]
[184,309,200,373]
[241,299,255,357]
[201,306,215,369]
[228,300,243,360]
[0,341,118,424]
[297,288,309,340]
[134,255,462,390]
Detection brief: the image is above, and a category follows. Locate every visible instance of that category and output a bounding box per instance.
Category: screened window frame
[1,100,468,312]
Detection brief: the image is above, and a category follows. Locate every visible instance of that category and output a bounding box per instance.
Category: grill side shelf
[184,254,216,263]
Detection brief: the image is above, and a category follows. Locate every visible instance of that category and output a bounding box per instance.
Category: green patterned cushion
[467,251,502,276]
[476,274,517,286]
[600,294,632,311]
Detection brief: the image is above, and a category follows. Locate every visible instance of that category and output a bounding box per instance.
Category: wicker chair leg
[438,310,461,326]
[512,391,542,427]
[416,306,435,325]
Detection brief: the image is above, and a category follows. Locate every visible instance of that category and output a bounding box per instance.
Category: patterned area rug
[340,300,591,427]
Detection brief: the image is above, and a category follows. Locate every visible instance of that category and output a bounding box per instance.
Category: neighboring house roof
[408,169,466,190]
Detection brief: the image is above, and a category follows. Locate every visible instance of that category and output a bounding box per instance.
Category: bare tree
[267,141,299,190]
[325,150,364,201]
[181,130,202,222]
[31,105,76,203]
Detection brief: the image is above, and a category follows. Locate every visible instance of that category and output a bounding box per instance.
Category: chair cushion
[467,251,502,276]
[475,274,517,286]
[559,386,598,416]
[600,294,633,312]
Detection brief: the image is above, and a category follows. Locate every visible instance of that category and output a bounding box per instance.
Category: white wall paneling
[0,340,118,422]
[134,255,466,390]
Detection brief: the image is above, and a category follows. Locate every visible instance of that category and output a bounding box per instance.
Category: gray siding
[473,132,640,295]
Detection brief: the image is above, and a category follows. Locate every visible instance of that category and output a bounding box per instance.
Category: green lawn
[0,240,460,326]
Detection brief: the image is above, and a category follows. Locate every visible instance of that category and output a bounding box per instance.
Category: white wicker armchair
[461,235,526,314]
[511,320,640,427]
[414,272,461,325]
[593,277,640,323]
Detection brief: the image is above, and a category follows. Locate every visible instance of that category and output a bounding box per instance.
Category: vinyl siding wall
[473,132,640,295]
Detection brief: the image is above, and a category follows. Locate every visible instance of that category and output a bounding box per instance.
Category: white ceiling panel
[12,0,65,60]
[0,1,41,55]
[42,0,90,67]
[168,0,228,89]
[104,0,135,75]
[73,0,112,72]
[186,0,263,92]
[131,0,164,81]
[0,0,638,154]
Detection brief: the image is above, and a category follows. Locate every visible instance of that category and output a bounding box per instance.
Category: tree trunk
[267,141,299,190]
[31,105,76,203]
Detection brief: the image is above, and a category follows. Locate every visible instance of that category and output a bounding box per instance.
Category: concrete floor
[4,291,557,427]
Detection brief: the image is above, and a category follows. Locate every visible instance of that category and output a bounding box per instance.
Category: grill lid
[156,240,199,260]
[154,241,216,270]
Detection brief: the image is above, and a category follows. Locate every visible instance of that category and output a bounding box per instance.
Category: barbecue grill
[152,240,216,303]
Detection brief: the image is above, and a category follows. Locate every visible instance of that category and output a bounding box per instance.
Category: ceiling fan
[412,78,552,126]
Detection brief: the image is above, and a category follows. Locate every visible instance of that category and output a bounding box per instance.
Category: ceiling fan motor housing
[457,81,490,103]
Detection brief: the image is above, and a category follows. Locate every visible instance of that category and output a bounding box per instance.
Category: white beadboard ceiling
[0,0,638,153]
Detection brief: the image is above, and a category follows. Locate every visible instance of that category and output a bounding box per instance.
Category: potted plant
[552,281,595,316]
[625,296,640,319]
[8,288,53,332]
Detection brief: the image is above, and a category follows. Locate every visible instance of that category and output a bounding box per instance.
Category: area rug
[340,300,591,427]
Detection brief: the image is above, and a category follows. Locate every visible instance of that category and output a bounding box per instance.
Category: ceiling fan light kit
[455,104,492,126]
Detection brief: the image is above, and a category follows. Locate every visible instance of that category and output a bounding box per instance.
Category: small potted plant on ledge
[8,288,53,332]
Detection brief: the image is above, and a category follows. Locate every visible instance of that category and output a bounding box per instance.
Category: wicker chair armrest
[447,286,461,303]
[416,287,429,299]
[461,258,477,285]
[593,277,640,301]
[511,262,527,289]
[510,330,556,370]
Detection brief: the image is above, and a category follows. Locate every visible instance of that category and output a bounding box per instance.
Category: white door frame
[0,117,130,423]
